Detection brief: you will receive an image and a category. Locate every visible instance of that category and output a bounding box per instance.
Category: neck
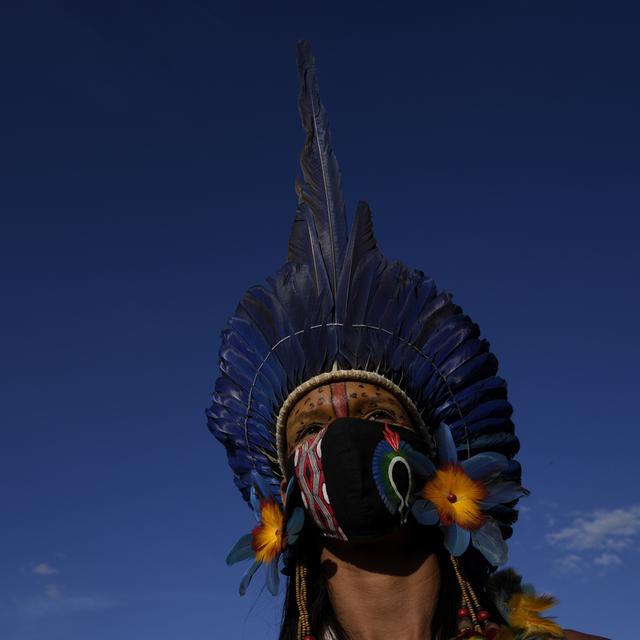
[321,531,440,640]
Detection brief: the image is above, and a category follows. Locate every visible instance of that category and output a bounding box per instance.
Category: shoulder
[563,629,610,640]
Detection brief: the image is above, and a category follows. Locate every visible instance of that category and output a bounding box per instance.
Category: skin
[285,380,412,453]
[283,381,609,640]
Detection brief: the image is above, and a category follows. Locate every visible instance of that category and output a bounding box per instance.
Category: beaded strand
[450,556,496,639]
[295,561,314,640]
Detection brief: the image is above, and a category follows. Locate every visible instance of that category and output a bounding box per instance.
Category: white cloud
[546,505,640,574]
[593,552,622,568]
[556,553,582,572]
[546,505,640,552]
[20,594,117,618]
[44,584,62,599]
[32,563,58,576]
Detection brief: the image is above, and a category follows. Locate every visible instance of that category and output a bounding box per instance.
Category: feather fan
[207,41,520,526]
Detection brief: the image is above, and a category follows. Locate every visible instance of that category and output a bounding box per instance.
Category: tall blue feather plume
[336,201,380,322]
[289,40,348,309]
[207,41,521,521]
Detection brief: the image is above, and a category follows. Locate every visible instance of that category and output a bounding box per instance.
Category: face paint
[289,417,431,541]
[285,381,413,453]
[328,381,348,419]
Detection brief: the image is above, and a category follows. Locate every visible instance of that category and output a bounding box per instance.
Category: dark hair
[278,531,348,640]
[277,527,478,640]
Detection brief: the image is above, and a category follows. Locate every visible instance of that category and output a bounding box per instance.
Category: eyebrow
[347,396,405,415]
[290,407,334,426]
[287,407,335,448]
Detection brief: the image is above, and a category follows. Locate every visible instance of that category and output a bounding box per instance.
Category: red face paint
[329,382,349,418]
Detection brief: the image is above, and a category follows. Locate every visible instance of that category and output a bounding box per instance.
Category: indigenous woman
[207,42,607,640]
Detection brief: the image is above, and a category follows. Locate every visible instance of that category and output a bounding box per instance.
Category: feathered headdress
[207,41,521,542]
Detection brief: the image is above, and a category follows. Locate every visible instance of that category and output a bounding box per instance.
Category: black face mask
[290,417,431,541]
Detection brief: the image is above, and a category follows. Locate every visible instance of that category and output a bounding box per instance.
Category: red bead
[447,492,458,503]
[477,610,490,621]
[303,636,315,640]
[457,607,470,618]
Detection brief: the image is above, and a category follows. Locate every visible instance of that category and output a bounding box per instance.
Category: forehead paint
[329,382,349,418]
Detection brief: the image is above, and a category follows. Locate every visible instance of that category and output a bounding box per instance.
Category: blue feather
[412,499,440,525]
[336,202,379,322]
[292,40,348,304]
[483,482,527,506]
[403,355,438,400]
[286,205,332,300]
[270,263,330,331]
[502,459,522,482]
[455,433,519,458]
[367,261,408,329]
[419,319,475,373]
[226,316,288,394]
[239,560,260,596]
[485,503,520,526]
[461,452,509,480]
[446,352,498,392]
[439,339,489,379]
[420,361,449,408]
[435,422,457,465]
[345,252,384,326]
[471,519,508,566]
[245,418,277,455]
[463,398,513,424]
[408,291,454,345]
[266,559,280,595]
[406,449,436,479]
[452,417,516,441]
[433,376,508,420]
[445,524,470,556]
[240,286,299,358]
[249,486,261,518]
[226,533,254,565]
[395,272,437,338]
[286,507,305,541]
[250,471,272,501]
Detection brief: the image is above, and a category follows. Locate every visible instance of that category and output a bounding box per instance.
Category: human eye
[295,422,324,444]
[364,409,396,422]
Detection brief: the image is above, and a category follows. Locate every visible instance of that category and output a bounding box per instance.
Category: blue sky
[1,1,638,638]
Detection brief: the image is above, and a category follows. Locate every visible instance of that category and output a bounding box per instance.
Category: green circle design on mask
[372,426,415,524]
